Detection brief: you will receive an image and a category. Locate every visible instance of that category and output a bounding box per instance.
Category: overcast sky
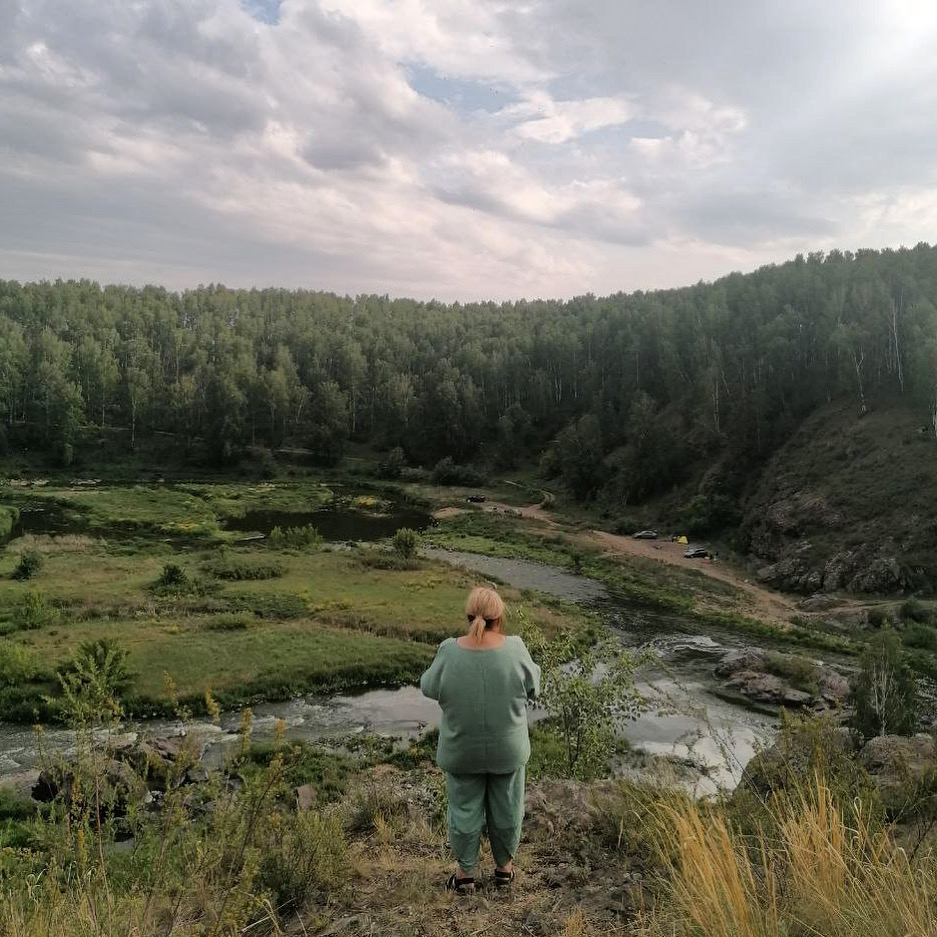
[2,0,937,299]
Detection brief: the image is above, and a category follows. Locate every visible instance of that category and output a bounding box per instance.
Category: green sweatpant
[445,768,525,875]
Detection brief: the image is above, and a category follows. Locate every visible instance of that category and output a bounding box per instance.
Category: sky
[2,0,937,300]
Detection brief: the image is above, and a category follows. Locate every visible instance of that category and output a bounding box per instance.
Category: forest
[0,243,935,517]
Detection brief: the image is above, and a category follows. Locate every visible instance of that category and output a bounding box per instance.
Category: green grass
[0,500,593,721]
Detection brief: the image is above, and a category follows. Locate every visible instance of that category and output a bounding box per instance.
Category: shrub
[202,556,286,581]
[392,526,421,559]
[257,810,347,913]
[13,590,51,631]
[203,613,254,631]
[902,621,937,652]
[56,638,132,722]
[867,607,889,629]
[430,456,487,487]
[523,619,648,780]
[268,524,321,550]
[900,597,931,623]
[12,549,43,581]
[764,651,821,695]
[0,642,39,686]
[156,562,188,589]
[851,629,918,738]
[375,446,406,480]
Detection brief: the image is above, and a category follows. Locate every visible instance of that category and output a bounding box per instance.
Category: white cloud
[1,0,936,299]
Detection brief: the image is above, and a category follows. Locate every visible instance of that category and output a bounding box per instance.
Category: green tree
[851,630,918,738]
[523,623,647,780]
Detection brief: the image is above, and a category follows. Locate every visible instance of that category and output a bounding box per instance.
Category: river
[0,545,779,795]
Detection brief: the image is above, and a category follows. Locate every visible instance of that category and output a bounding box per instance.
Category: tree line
[0,242,935,513]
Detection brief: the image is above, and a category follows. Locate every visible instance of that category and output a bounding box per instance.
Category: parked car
[684,546,710,559]
[633,529,658,539]
[466,495,486,503]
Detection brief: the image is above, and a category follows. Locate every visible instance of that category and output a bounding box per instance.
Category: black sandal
[494,869,516,888]
[446,873,475,895]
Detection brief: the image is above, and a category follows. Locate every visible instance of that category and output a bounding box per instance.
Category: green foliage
[903,621,937,651]
[900,597,931,623]
[268,524,321,550]
[375,446,406,480]
[202,554,286,581]
[56,637,132,722]
[12,549,44,581]
[430,456,487,487]
[851,629,918,738]
[391,526,421,558]
[0,505,18,539]
[523,619,648,780]
[203,613,254,631]
[551,414,604,501]
[0,642,39,686]
[12,589,52,631]
[156,562,188,589]
[764,651,821,695]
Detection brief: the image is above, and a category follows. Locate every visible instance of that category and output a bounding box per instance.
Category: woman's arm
[519,642,541,701]
[419,644,447,700]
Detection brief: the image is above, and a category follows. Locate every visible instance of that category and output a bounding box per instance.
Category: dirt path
[586,529,798,621]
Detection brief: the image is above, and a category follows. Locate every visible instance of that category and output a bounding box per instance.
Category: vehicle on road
[684,546,710,559]
[633,529,658,539]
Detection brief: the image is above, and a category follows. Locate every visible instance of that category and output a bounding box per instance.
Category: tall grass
[646,780,937,937]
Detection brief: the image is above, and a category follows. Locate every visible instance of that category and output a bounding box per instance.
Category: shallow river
[0,544,782,794]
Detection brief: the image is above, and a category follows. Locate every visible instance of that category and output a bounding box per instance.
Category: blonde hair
[465,585,505,645]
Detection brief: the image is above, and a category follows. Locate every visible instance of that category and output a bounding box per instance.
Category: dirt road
[587,529,797,621]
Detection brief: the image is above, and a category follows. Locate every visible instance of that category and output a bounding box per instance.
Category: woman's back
[420,635,540,774]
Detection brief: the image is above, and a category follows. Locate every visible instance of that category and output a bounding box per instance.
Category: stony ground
[294,765,658,937]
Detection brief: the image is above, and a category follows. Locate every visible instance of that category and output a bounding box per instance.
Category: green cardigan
[419,635,541,774]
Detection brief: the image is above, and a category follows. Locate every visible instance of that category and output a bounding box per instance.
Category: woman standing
[420,585,541,894]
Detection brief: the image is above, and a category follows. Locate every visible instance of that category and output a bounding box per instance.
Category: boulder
[799,594,841,612]
[857,734,937,802]
[723,670,812,708]
[714,649,767,678]
[296,783,318,811]
[818,669,850,706]
[32,758,148,815]
[847,557,902,594]
[741,723,853,797]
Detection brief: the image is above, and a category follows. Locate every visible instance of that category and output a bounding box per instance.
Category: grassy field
[0,498,595,721]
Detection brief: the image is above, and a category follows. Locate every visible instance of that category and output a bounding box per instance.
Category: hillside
[739,400,937,595]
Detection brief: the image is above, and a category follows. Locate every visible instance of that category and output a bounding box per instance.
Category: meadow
[0,476,594,721]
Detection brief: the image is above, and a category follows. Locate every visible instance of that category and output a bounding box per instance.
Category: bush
[13,590,51,631]
[430,456,487,487]
[268,524,321,550]
[851,629,918,738]
[392,526,421,559]
[156,562,188,589]
[202,556,286,581]
[56,638,133,721]
[903,621,937,651]
[523,620,648,780]
[867,607,890,629]
[764,651,820,695]
[203,613,254,632]
[0,642,39,686]
[900,597,931,623]
[12,549,43,581]
[257,810,347,913]
[375,446,406,480]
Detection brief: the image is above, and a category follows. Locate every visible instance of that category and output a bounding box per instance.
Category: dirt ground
[586,529,798,622]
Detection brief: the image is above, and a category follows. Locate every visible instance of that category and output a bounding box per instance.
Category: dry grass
[6,533,100,553]
[645,779,937,937]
